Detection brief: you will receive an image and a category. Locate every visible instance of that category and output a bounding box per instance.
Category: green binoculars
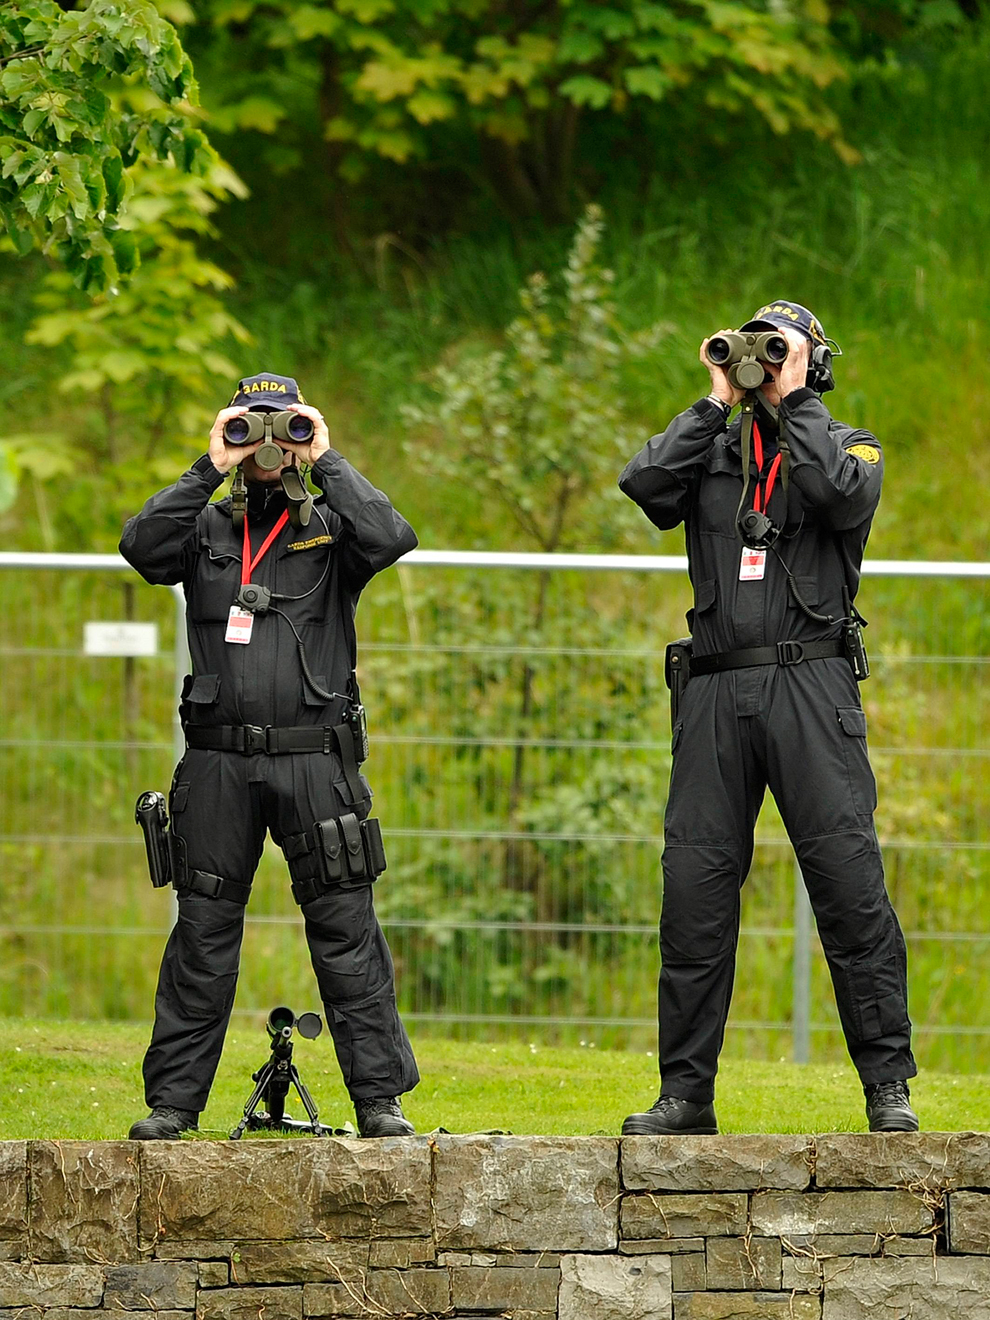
[223,411,314,445]
[706,330,789,391]
[222,410,314,472]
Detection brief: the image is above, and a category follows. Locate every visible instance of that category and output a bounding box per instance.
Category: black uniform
[120,450,420,1113]
[619,386,915,1103]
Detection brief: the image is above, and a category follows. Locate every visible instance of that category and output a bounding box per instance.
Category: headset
[806,338,842,394]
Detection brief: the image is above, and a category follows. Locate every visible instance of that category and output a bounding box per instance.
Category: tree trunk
[317,43,361,266]
[480,102,583,225]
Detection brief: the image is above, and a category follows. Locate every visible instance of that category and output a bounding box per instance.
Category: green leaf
[102,152,125,212]
[21,108,46,138]
[109,227,139,275]
[0,203,35,255]
[211,96,286,134]
[407,89,456,124]
[623,65,672,100]
[557,29,605,63]
[288,5,342,40]
[580,6,636,40]
[54,153,90,219]
[20,181,48,218]
[558,74,613,109]
[98,349,149,382]
[0,435,73,481]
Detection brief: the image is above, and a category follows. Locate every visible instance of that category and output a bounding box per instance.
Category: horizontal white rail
[2,548,990,577]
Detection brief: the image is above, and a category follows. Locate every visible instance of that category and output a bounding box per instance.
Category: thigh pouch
[285,814,387,905]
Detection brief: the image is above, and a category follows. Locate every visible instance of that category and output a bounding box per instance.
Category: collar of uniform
[724,401,780,451]
[247,483,289,519]
[213,486,289,520]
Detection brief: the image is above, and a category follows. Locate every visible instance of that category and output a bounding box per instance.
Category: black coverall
[120,451,420,1113]
[619,387,916,1103]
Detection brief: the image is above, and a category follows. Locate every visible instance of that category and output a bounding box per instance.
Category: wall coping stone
[1,1136,988,1319]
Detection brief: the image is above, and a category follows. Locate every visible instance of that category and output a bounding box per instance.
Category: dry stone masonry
[1,1132,990,1317]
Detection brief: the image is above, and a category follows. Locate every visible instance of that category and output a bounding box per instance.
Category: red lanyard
[752,419,782,514]
[242,509,289,585]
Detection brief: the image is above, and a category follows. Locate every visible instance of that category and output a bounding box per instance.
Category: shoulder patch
[287,534,332,552]
[847,443,881,464]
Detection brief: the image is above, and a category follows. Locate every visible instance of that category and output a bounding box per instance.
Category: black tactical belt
[185,723,343,755]
[690,638,845,677]
[184,722,366,804]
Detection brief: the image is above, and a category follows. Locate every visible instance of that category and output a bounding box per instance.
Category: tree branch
[0,45,45,66]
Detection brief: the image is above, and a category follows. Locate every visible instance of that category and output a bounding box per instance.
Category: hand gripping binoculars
[706,330,789,391]
[223,410,315,472]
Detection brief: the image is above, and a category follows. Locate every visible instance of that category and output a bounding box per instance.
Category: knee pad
[285,814,387,906]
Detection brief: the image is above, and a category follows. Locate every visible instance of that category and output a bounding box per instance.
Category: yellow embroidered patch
[287,535,332,552]
[847,443,881,464]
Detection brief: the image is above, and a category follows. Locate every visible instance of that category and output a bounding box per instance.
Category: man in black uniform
[122,373,420,1139]
[618,303,918,1135]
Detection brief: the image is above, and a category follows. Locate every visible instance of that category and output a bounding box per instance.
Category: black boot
[128,1106,199,1140]
[865,1081,919,1132]
[622,1095,718,1136]
[354,1096,415,1137]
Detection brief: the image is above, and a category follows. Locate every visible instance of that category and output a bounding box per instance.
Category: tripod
[229,1007,336,1139]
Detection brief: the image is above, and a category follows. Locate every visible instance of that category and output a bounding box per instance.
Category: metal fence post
[792,855,812,1063]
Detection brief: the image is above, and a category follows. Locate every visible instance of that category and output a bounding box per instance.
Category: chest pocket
[786,576,819,610]
[188,534,241,623]
[276,538,336,623]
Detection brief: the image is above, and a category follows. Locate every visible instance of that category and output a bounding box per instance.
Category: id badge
[739,546,767,581]
[225,605,255,644]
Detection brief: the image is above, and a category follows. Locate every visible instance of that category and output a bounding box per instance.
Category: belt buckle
[777,640,805,667]
[242,724,267,754]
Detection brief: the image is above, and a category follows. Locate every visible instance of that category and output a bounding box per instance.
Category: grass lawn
[0,1018,987,1140]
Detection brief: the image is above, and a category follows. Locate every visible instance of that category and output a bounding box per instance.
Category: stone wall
[2,1133,990,1318]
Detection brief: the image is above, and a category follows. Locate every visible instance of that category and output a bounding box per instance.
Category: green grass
[1,1018,987,1140]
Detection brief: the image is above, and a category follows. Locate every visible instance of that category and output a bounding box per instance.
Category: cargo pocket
[686,578,717,633]
[847,958,908,1042]
[671,721,684,754]
[837,705,877,816]
[330,994,395,1088]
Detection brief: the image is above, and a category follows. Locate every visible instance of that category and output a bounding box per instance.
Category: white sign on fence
[83,622,159,656]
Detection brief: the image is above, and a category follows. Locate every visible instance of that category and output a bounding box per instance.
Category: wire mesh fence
[1,551,989,1072]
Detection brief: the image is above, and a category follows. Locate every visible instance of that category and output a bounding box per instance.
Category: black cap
[229,372,307,410]
[740,301,830,347]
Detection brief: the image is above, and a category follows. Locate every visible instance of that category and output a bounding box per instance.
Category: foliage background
[2,0,990,1072]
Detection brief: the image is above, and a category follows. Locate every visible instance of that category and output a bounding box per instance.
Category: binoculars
[223,410,314,472]
[707,331,789,391]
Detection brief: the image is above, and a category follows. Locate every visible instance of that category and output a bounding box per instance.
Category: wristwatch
[706,394,732,419]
